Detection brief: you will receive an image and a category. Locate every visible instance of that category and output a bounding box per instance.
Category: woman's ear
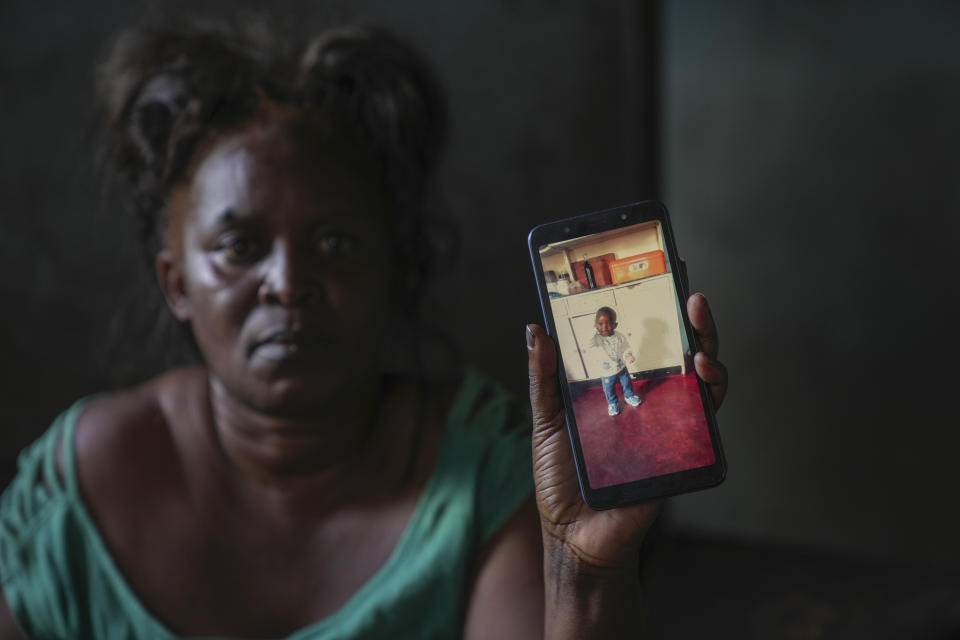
[156,249,191,321]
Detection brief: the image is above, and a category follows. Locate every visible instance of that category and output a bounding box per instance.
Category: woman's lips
[254,341,302,361]
[250,329,326,361]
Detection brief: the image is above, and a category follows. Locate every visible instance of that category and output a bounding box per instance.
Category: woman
[0,17,727,639]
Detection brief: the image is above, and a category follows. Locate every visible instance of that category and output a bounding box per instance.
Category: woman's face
[160,128,394,416]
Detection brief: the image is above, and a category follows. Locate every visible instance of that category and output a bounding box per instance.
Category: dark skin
[0,127,543,639]
[594,310,636,364]
[595,310,617,337]
[0,125,727,638]
[530,290,727,637]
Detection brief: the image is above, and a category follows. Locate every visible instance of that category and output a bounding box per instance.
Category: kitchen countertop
[550,271,673,298]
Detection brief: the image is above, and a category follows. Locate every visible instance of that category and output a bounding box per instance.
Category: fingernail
[525,325,536,350]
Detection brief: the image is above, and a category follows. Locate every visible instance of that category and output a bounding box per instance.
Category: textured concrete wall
[662,1,960,569]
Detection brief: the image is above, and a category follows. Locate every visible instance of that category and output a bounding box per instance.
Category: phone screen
[534,210,720,497]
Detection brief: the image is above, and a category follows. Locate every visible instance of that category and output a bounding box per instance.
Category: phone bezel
[528,200,726,509]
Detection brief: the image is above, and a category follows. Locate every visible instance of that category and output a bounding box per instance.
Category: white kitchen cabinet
[613,273,686,375]
[549,273,685,382]
[551,297,586,380]
[565,289,616,316]
[568,311,612,379]
[552,289,618,381]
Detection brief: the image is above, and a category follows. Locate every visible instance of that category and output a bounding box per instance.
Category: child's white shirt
[588,331,634,374]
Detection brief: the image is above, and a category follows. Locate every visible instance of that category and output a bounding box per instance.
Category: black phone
[528,201,726,509]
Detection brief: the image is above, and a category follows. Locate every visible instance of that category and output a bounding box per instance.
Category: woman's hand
[687,292,727,410]
[527,292,727,565]
[527,323,660,571]
[527,287,727,637]
[679,257,727,410]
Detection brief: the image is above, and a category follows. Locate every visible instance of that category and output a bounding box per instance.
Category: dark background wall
[662,1,960,571]
[2,0,959,581]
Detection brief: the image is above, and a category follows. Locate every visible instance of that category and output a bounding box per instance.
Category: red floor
[571,371,715,488]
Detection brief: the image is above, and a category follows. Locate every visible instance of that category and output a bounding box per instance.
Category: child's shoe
[608,403,620,416]
[625,395,643,407]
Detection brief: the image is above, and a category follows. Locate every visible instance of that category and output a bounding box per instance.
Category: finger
[694,351,728,409]
[687,292,718,359]
[677,257,690,294]
[526,324,566,442]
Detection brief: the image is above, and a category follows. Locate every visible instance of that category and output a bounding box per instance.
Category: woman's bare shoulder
[70,366,208,501]
[74,367,203,453]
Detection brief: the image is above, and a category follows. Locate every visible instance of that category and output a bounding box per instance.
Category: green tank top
[0,370,533,639]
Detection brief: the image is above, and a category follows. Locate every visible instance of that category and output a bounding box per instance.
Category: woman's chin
[251,372,337,414]
[209,349,369,417]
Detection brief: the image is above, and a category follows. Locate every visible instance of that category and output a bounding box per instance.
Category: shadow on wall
[629,317,671,369]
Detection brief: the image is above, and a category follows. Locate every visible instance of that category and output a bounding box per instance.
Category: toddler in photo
[590,306,643,416]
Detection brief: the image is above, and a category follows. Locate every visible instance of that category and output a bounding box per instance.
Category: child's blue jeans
[601,367,637,408]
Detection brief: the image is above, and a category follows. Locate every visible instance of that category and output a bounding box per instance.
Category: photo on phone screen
[534,211,720,497]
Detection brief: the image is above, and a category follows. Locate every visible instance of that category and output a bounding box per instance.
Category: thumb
[527,324,566,442]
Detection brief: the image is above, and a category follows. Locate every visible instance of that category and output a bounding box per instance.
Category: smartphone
[528,201,726,509]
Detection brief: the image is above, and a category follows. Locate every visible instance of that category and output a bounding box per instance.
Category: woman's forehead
[186,128,383,220]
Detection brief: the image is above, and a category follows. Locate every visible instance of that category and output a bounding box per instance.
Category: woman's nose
[257,243,319,305]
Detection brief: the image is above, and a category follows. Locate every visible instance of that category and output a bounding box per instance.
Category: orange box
[571,253,615,289]
[609,250,666,284]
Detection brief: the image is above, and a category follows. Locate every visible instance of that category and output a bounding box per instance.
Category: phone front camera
[563,226,571,233]
[620,213,628,220]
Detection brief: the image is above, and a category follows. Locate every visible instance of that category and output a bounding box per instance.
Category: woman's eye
[316,233,358,258]
[218,236,260,262]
